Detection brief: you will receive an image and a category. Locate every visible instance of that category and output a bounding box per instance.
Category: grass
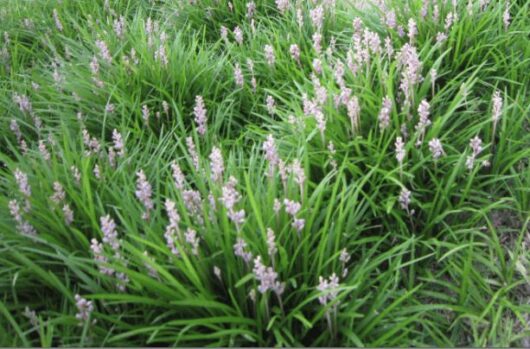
[0,0,529,346]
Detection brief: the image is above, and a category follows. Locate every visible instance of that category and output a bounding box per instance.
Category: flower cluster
[428,138,445,160]
[317,273,340,307]
[378,96,392,131]
[12,93,32,114]
[253,256,285,295]
[266,95,276,115]
[185,228,200,256]
[15,169,31,199]
[135,170,154,220]
[164,199,182,257]
[50,181,74,225]
[395,136,406,166]
[23,307,38,327]
[289,159,306,196]
[52,9,63,32]
[397,44,422,109]
[82,129,101,156]
[275,0,289,14]
[74,295,94,323]
[310,5,324,31]
[233,26,243,45]
[9,119,28,153]
[221,177,245,230]
[347,96,361,134]
[193,96,207,136]
[339,249,351,277]
[234,63,244,87]
[492,90,503,136]
[90,56,104,88]
[266,228,277,259]
[398,187,412,214]
[264,44,275,66]
[234,237,253,263]
[8,200,36,236]
[112,129,125,158]
[154,44,168,67]
[91,215,129,291]
[290,44,300,64]
[50,181,65,204]
[408,18,417,43]
[263,134,279,177]
[247,58,257,92]
[284,198,305,233]
[113,16,126,39]
[182,189,204,225]
[38,139,51,161]
[186,137,200,170]
[415,99,431,145]
[209,146,224,182]
[465,136,484,170]
[171,161,186,190]
[95,39,112,64]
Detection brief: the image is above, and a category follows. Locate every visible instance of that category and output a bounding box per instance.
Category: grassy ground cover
[0,0,529,346]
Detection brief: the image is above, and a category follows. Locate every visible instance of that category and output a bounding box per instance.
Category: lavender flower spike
[395,136,406,166]
[264,45,275,66]
[398,187,412,214]
[209,146,224,182]
[74,294,94,323]
[378,96,392,131]
[193,95,207,136]
[428,138,445,160]
[266,228,277,258]
[263,134,279,177]
[253,256,285,295]
[492,90,503,139]
[135,170,154,220]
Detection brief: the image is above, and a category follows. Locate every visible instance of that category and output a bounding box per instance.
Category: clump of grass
[1,0,529,346]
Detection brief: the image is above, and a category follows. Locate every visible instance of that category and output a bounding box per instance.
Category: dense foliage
[1,0,529,346]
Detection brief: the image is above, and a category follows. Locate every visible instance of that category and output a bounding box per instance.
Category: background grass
[0,0,529,346]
